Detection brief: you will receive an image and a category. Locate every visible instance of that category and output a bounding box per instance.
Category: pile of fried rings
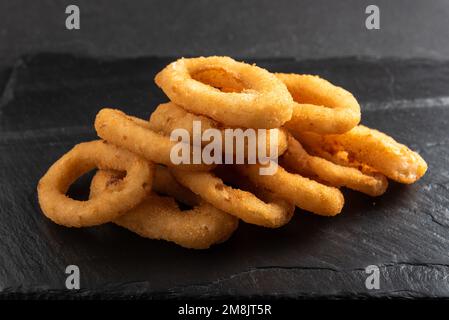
[38,56,428,249]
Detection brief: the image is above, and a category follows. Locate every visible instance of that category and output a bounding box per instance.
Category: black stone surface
[0,54,448,299]
[2,0,449,70]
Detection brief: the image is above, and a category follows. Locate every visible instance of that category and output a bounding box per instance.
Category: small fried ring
[37,140,154,227]
[277,73,361,134]
[155,56,293,128]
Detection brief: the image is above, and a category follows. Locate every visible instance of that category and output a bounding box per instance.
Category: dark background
[1,0,449,69]
[1,0,448,299]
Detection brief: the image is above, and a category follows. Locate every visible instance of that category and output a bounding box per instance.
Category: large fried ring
[155,56,293,128]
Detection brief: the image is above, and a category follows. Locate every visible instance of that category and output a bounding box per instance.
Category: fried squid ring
[155,56,293,128]
[281,134,388,196]
[236,164,344,216]
[94,108,213,171]
[148,102,289,157]
[170,169,294,228]
[90,168,238,249]
[295,125,428,184]
[37,140,154,227]
[277,73,361,134]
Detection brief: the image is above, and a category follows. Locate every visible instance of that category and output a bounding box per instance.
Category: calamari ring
[37,140,153,227]
[90,169,238,249]
[236,163,344,216]
[170,168,294,228]
[148,102,289,157]
[295,125,428,184]
[277,73,361,134]
[281,134,388,196]
[94,108,213,171]
[155,56,293,128]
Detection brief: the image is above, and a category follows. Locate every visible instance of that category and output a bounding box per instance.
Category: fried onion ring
[90,168,238,249]
[295,125,428,184]
[155,56,293,128]
[148,102,289,157]
[170,168,294,228]
[277,73,361,134]
[236,163,344,216]
[37,140,154,227]
[94,108,213,171]
[281,134,388,196]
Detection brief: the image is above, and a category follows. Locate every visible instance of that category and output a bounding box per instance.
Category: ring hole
[173,198,194,212]
[191,68,246,93]
[66,169,97,201]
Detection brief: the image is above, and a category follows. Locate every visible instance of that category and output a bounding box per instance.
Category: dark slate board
[0,54,448,299]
